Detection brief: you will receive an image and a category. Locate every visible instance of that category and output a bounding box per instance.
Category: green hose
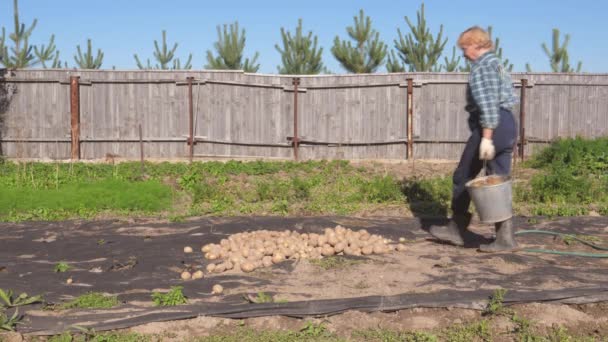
[515,229,608,258]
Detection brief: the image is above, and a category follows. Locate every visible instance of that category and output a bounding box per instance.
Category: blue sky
[1,0,605,73]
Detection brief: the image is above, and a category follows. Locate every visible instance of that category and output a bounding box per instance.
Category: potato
[183,246,193,253]
[212,284,224,295]
[241,262,255,273]
[192,270,204,279]
[206,263,216,273]
[361,245,374,255]
[181,271,192,280]
[272,252,285,264]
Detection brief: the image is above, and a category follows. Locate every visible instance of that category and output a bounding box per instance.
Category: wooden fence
[1,69,607,161]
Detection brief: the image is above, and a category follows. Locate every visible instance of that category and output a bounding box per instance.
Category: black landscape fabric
[1,215,607,334]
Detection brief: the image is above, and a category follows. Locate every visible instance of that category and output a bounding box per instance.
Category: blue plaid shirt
[465,51,518,130]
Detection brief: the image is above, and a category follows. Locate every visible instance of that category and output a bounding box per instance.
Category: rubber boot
[428,213,472,247]
[479,218,519,252]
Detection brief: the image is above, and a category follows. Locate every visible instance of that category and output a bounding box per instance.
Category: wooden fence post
[70,76,80,160]
[519,78,528,161]
[187,76,194,163]
[292,77,300,161]
[406,78,414,160]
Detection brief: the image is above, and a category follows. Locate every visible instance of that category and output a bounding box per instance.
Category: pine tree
[541,28,582,72]
[392,3,446,72]
[74,39,103,69]
[134,30,192,70]
[458,26,512,72]
[386,51,405,72]
[442,46,461,72]
[0,29,6,63]
[1,0,44,68]
[206,22,260,72]
[275,19,324,74]
[331,9,387,73]
[34,34,66,68]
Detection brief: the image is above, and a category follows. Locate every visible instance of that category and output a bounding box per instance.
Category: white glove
[479,137,495,160]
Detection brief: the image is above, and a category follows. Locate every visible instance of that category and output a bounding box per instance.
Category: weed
[309,256,363,270]
[54,261,71,273]
[151,286,187,306]
[483,288,508,316]
[0,289,43,308]
[298,321,331,338]
[58,292,119,310]
[47,331,151,342]
[0,309,21,331]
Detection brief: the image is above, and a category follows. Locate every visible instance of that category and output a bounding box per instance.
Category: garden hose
[515,229,608,258]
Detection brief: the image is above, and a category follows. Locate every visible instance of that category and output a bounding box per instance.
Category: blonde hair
[458,26,494,49]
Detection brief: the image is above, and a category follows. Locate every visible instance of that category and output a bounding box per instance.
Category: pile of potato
[195,225,407,275]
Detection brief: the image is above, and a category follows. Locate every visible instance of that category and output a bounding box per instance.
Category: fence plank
[2,70,608,161]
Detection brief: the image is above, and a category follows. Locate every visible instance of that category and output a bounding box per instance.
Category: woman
[429,26,518,252]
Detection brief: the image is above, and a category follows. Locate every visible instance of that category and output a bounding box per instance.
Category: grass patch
[352,329,437,341]
[151,286,187,306]
[194,322,342,342]
[516,137,608,216]
[48,331,152,342]
[309,256,364,270]
[58,292,119,310]
[1,138,606,220]
[0,178,172,221]
[442,319,492,342]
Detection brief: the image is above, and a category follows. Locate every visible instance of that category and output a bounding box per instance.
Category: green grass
[0,178,172,221]
[516,137,608,216]
[48,331,152,342]
[57,292,119,310]
[194,322,342,342]
[352,329,438,341]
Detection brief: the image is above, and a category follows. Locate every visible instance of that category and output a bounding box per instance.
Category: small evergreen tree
[331,9,387,73]
[441,46,461,72]
[275,19,324,74]
[74,39,103,69]
[1,0,57,68]
[34,34,66,68]
[134,30,192,70]
[206,22,260,72]
[539,28,582,72]
[392,2,446,72]
[386,50,405,73]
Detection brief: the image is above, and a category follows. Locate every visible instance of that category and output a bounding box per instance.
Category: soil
[123,303,608,341]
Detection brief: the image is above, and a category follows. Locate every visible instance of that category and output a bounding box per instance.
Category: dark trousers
[451,108,518,215]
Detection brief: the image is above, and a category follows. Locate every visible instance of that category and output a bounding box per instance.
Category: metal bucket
[465,175,513,223]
